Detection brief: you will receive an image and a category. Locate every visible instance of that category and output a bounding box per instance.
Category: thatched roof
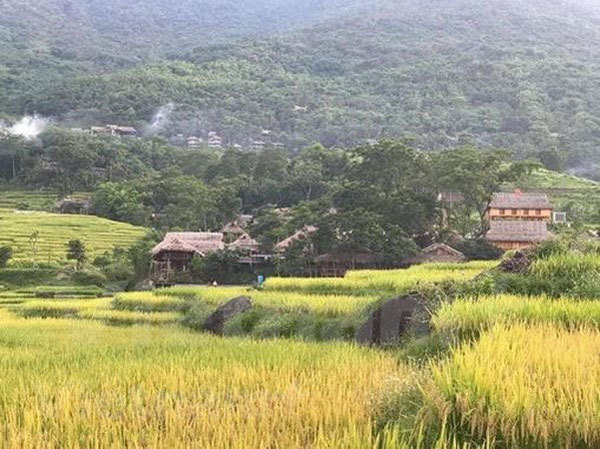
[151,232,224,256]
[222,221,246,235]
[274,226,317,252]
[485,221,551,243]
[489,192,552,209]
[230,233,260,252]
[421,243,465,258]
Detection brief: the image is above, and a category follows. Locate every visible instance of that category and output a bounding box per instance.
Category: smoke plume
[145,103,174,136]
[1,115,48,140]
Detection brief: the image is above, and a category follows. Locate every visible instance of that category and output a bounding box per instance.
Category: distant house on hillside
[151,232,224,282]
[486,191,553,222]
[485,220,552,250]
[90,125,138,137]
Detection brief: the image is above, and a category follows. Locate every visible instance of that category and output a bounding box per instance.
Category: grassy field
[0,209,146,263]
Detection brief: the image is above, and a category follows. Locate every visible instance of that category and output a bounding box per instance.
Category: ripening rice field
[417,323,600,447]
[0,209,146,262]
[0,310,404,449]
[264,261,496,295]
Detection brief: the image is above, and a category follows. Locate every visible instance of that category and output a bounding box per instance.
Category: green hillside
[0,210,146,263]
[3,0,600,176]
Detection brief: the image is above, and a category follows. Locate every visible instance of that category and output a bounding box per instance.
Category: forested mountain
[4,0,600,175]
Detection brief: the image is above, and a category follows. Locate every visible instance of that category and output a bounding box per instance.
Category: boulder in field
[204,296,253,335]
[356,294,430,346]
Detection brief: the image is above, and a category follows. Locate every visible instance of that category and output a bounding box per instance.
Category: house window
[511,209,517,215]
[524,209,529,216]
[536,209,542,216]
[500,209,506,215]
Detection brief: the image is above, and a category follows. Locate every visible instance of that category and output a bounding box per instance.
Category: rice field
[264,261,496,295]
[158,286,379,316]
[433,294,600,339]
[0,190,60,211]
[0,209,146,263]
[419,323,600,447]
[0,259,600,447]
[0,310,403,448]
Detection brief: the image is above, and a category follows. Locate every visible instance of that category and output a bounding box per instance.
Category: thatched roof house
[151,232,224,257]
[151,232,226,283]
[485,220,552,250]
[274,226,318,253]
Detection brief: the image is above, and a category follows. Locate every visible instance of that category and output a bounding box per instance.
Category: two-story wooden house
[484,191,553,250]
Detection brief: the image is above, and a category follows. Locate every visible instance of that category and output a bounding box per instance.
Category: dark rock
[356,294,430,346]
[204,296,253,335]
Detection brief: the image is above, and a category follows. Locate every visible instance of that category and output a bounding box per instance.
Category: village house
[229,233,260,254]
[187,136,203,150]
[90,125,138,137]
[486,191,553,222]
[151,232,225,282]
[207,132,223,149]
[484,191,554,250]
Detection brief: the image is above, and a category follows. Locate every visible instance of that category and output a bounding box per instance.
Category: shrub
[71,269,107,287]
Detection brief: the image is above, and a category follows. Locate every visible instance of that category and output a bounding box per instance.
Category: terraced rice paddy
[0,310,402,448]
[0,190,60,210]
[3,260,600,447]
[419,323,600,447]
[264,261,496,295]
[0,209,146,262]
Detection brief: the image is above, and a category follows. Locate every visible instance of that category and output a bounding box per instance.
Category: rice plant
[265,261,495,296]
[112,292,187,312]
[0,311,402,448]
[433,295,600,339]
[161,286,378,317]
[420,323,600,448]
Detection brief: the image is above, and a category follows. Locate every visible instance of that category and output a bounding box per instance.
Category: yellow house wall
[486,208,552,221]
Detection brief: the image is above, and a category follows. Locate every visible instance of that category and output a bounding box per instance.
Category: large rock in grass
[204,296,253,335]
[356,294,430,346]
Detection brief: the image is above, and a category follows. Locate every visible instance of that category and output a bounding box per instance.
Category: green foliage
[66,239,87,270]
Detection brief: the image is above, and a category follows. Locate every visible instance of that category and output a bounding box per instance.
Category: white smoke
[2,115,48,140]
[145,103,174,136]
